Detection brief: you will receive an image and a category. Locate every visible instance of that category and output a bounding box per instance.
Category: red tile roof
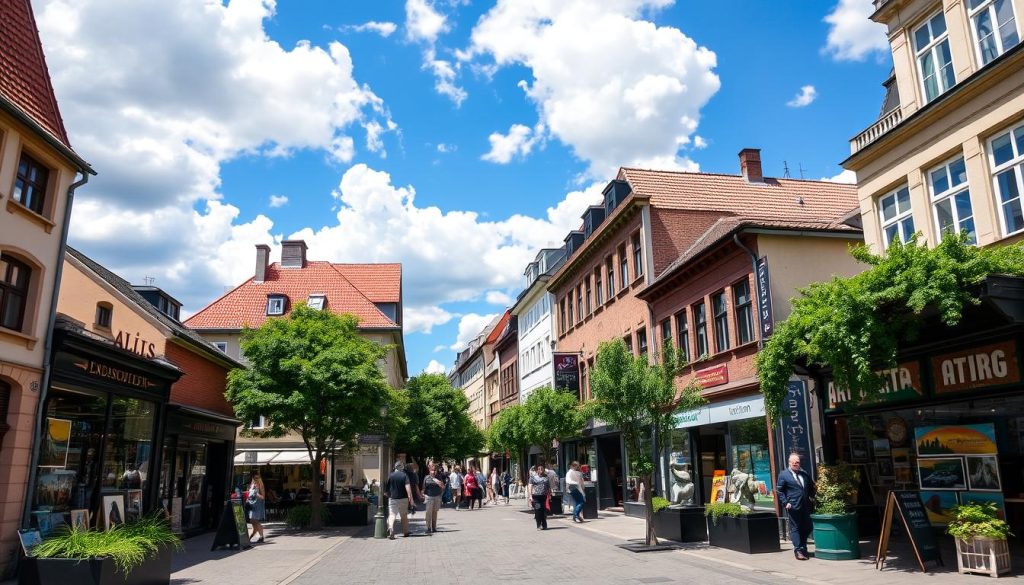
[184,261,400,330]
[485,310,511,345]
[333,263,401,303]
[0,0,71,147]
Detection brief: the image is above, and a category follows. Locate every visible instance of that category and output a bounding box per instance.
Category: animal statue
[728,468,759,510]
[669,462,695,507]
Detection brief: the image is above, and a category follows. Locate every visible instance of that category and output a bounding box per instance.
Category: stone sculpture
[728,468,759,510]
[668,462,695,507]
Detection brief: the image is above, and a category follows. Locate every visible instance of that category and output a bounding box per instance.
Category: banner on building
[779,380,815,479]
[756,257,774,338]
[553,353,580,396]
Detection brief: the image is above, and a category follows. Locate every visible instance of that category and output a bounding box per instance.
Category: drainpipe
[732,233,764,349]
[21,171,90,527]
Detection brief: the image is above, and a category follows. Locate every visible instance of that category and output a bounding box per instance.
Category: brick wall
[649,208,724,276]
[165,343,234,417]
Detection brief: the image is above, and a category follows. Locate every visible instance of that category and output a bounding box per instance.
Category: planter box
[707,512,780,554]
[653,506,707,543]
[19,545,173,585]
[956,537,1012,577]
[811,513,860,560]
[623,501,646,519]
[324,502,369,526]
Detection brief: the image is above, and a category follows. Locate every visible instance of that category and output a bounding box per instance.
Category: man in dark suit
[777,453,815,560]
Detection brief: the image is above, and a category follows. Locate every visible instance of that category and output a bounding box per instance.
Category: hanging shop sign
[755,257,774,338]
[694,364,729,389]
[826,361,924,410]
[675,394,765,428]
[930,340,1020,395]
[553,353,580,395]
[779,380,814,478]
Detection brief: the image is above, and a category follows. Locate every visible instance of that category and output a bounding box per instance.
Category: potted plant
[652,496,707,543]
[705,502,779,554]
[20,518,181,585]
[947,502,1012,577]
[811,463,860,560]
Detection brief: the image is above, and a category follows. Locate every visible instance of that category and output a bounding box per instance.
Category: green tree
[394,373,484,463]
[226,305,400,529]
[521,386,586,465]
[757,234,1024,421]
[487,404,532,477]
[588,340,704,546]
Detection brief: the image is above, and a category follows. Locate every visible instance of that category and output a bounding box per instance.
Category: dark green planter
[811,513,860,560]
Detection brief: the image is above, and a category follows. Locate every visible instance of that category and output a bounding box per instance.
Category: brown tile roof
[184,261,399,330]
[0,0,71,147]
[333,263,401,303]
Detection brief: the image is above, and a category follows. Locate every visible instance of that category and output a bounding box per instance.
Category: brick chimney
[281,240,308,269]
[254,244,270,282]
[739,148,763,183]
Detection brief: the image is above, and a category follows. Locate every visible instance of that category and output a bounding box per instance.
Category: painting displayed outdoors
[915,424,998,455]
[966,455,1001,491]
[38,418,72,468]
[960,492,1007,519]
[102,494,125,530]
[918,457,967,490]
[919,490,958,525]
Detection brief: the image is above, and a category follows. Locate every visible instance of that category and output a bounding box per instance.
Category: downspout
[732,233,764,349]
[21,171,90,527]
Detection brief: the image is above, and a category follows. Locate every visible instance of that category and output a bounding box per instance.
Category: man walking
[422,461,445,534]
[387,461,413,539]
[777,453,816,560]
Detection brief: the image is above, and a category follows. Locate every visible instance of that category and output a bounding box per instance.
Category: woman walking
[488,468,499,504]
[247,473,266,543]
[529,465,550,530]
[566,461,586,523]
[464,465,480,510]
[501,469,512,504]
[422,461,445,533]
[450,465,463,510]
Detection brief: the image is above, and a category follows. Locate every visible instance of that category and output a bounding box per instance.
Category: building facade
[512,248,565,403]
[0,0,93,575]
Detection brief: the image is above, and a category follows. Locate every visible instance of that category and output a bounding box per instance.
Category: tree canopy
[394,373,484,463]
[487,403,531,473]
[226,305,401,528]
[756,234,1024,421]
[522,386,586,465]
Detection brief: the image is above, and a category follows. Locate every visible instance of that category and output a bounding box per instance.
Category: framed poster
[102,494,125,530]
[895,466,913,484]
[960,492,1006,519]
[39,418,72,468]
[915,423,997,455]
[918,457,966,490]
[877,458,894,478]
[709,470,727,503]
[872,438,891,457]
[891,448,911,466]
[70,509,90,531]
[919,490,958,526]
[850,438,870,463]
[126,489,144,519]
[18,529,42,557]
[35,470,75,508]
[966,455,1001,491]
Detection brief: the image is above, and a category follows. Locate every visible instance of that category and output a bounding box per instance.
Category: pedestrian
[529,464,550,530]
[405,461,422,517]
[422,461,445,533]
[488,468,499,504]
[777,453,816,560]
[464,465,480,510]
[387,461,414,539]
[246,473,266,543]
[450,465,464,510]
[566,461,586,522]
[475,467,487,507]
[501,469,512,504]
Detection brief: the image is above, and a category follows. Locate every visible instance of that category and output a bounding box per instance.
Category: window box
[706,511,780,554]
[6,198,56,233]
[653,505,708,543]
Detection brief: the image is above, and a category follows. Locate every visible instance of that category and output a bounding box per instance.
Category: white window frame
[267,295,286,315]
[250,416,267,429]
[988,122,1024,237]
[213,341,228,353]
[928,155,976,243]
[967,0,1020,66]
[307,294,326,310]
[913,11,955,103]
[878,185,916,247]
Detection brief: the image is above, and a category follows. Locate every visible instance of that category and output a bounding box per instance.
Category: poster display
[103,494,125,530]
[915,423,997,455]
[39,418,72,468]
[708,470,727,503]
[919,490,957,525]
[917,457,966,490]
[965,456,1001,491]
[960,492,1006,519]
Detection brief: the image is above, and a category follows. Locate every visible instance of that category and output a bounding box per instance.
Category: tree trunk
[310,458,323,530]
[643,473,658,546]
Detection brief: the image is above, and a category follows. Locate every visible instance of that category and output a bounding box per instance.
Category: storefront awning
[233,450,310,466]
[269,451,309,465]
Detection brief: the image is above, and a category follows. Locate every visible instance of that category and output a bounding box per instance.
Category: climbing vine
[757,233,1024,422]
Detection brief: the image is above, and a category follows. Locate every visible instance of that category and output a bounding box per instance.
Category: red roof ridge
[326,262,395,325]
[183,274,257,328]
[619,166,857,187]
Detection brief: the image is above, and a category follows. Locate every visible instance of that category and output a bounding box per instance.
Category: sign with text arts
[553,353,580,396]
[779,380,814,479]
[755,257,774,338]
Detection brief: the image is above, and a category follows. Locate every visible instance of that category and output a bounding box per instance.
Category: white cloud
[481,123,544,163]
[693,135,707,149]
[823,0,889,62]
[462,0,719,177]
[344,21,398,37]
[450,313,499,351]
[404,0,467,105]
[268,194,289,207]
[426,51,467,106]
[432,345,447,353]
[822,169,857,184]
[787,85,817,108]
[424,359,447,374]
[405,0,447,43]
[485,290,514,306]
[436,143,456,153]
[405,305,455,334]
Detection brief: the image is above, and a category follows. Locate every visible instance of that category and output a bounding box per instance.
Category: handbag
[544,492,551,512]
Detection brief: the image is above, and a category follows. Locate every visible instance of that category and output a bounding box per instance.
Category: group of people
[528,460,587,530]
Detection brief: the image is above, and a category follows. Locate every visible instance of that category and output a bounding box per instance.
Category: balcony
[850,107,903,155]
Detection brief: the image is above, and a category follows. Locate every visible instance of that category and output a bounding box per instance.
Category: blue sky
[37,0,892,376]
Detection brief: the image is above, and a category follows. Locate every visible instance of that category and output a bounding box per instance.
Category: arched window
[0,255,31,331]
[95,301,113,329]
[0,379,11,450]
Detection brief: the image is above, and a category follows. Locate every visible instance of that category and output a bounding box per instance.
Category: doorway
[697,424,727,503]
[597,435,623,509]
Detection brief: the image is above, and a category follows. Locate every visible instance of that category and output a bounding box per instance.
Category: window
[712,291,730,353]
[13,153,49,215]
[213,341,228,353]
[734,280,755,346]
[250,416,267,429]
[0,255,30,331]
[632,233,643,278]
[567,291,574,325]
[968,0,1019,65]
[618,245,629,287]
[675,311,690,363]
[914,12,955,103]
[661,318,672,350]
[95,302,112,329]
[879,186,916,247]
[606,256,616,297]
[693,301,708,358]
[637,327,648,357]
[560,298,567,333]
[624,334,633,355]
[990,123,1024,235]
[576,285,584,322]
[266,295,286,315]
[929,157,976,243]
[585,278,592,315]
[594,267,603,306]
[307,294,326,310]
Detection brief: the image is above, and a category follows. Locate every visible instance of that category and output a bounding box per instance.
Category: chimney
[254,244,270,282]
[281,240,308,269]
[739,148,763,183]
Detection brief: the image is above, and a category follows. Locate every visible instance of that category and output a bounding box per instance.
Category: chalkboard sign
[211,501,251,551]
[876,491,942,572]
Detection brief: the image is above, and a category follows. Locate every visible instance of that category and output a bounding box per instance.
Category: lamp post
[373,404,389,539]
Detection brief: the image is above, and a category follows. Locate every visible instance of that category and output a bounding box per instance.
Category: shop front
[27,323,180,536]
[562,421,624,510]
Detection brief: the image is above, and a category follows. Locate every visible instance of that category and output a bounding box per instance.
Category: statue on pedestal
[728,468,758,511]
[668,462,695,507]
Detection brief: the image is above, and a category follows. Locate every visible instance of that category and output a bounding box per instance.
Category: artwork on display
[18,529,42,557]
[872,438,891,457]
[709,470,727,503]
[30,511,52,537]
[850,438,870,463]
[895,466,913,484]
[918,457,967,490]
[70,509,90,531]
[965,455,1001,491]
[959,492,1006,519]
[126,489,144,519]
[102,495,125,530]
[891,448,911,466]
[35,470,75,508]
[868,416,886,434]
[915,423,997,455]
[877,458,895,478]
[39,418,72,468]
[919,490,958,526]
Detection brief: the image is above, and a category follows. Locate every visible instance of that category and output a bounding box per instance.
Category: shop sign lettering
[114,330,157,358]
[694,364,728,388]
[931,340,1020,394]
[756,257,774,337]
[780,380,814,478]
[827,361,923,410]
[72,359,157,389]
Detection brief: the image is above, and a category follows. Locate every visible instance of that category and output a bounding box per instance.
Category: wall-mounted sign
[779,380,814,479]
[827,361,924,410]
[553,353,580,396]
[114,330,157,358]
[755,257,774,338]
[930,340,1020,394]
[675,394,765,428]
[694,364,729,388]
[71,358,158,390]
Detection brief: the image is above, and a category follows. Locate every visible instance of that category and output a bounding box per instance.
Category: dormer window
[267,295,286,315]
[307,294,326,311]
[968,0,1019,66]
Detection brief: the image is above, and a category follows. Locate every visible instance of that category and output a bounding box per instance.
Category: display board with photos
[912,423,1004,524]
[845,415,919,504]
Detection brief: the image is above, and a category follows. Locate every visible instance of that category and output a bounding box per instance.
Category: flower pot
[653,506,707,543]
[706,512,780,554]
[955,536,1012,577]
[811,513,860,560]
[19,544,173,585]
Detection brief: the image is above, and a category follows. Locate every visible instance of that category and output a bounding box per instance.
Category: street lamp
[373,404,389,539]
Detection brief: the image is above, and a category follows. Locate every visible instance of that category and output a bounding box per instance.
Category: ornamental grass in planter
[947,502,1013,577]
[811,463,860,561]
[704,502,779,554]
